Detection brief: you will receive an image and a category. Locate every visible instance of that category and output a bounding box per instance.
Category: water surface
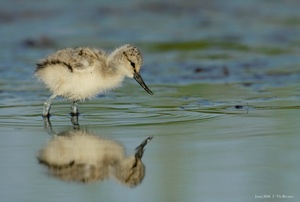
[0,0,300,202]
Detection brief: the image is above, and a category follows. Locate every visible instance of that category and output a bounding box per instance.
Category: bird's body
[36,48,121,100]
[35,44,153,116]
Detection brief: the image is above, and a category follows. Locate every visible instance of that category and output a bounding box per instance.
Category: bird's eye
[123,51,136,70]
[130,61,137,73]
[130,61,136,69]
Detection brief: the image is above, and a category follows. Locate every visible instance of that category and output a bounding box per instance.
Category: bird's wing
[70,48,107,71]
[36,48,107,72]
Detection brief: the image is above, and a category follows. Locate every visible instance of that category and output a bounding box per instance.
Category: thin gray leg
[43,94,57,117]
[70,100,79,116]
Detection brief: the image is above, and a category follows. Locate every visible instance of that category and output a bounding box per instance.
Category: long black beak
[133,72,154,95]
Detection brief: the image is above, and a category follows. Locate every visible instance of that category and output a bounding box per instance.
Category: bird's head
[110,44,153,95]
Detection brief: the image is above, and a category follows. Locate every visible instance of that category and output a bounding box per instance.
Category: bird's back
[35,48,112,100]
[36,47,107,73]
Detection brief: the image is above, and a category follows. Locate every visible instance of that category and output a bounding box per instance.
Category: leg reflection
[43,116,56,136]
[43,115,81,135]
[70,115,80,130]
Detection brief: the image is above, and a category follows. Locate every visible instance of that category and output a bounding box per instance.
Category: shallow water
[1,0,300,202]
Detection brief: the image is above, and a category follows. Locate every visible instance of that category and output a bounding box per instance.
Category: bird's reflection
[38,117,152,187]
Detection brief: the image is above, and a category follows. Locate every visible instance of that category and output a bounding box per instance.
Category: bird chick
[35,44,153,117]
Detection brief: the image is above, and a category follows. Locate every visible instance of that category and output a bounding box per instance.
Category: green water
[1,0,300,202]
